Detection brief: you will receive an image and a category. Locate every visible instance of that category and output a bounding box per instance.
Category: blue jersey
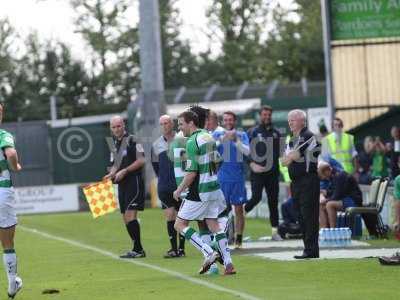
[212,129,249,182]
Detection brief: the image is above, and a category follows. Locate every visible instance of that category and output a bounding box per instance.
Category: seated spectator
[357,136,373,184]
[370,136,389,178]
[319,155,343,192]
[318,162,363,228]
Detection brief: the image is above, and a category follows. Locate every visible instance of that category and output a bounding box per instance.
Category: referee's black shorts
[158,190,181,211]
[118,175,145,213]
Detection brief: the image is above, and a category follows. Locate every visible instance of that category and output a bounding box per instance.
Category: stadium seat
[335,178,381,237]
[345,178,390,238]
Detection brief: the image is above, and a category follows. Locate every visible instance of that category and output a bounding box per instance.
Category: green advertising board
[330,0,400,40]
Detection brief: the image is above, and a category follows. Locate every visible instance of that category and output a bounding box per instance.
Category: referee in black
[282,109,320,259]
[104,115,146,258]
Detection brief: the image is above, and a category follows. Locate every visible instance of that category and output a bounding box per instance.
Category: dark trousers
[245,172,279,227]
[292,174,320,255]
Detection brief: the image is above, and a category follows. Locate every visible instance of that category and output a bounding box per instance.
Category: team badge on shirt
[186,159,192,169]
[4,135,14,145]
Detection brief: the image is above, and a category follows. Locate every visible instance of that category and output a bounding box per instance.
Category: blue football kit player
[212,111,249,248]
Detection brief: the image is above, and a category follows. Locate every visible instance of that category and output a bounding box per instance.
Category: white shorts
[218,216,229,233]
[217,197,227,215]
[178,199,221,221]
[0,188,17,228]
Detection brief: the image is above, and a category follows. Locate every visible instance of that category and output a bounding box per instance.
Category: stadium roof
[166,98,260,117]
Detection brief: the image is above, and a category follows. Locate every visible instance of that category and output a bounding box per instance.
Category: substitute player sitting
[173,111,236,275]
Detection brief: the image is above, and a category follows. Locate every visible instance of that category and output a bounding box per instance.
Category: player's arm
[235,132,250,156]
[173,139,198,200]
[174,171,196,200]
[4,147,22,172]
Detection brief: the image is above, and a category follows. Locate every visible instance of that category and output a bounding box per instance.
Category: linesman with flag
[104,116,146,259]
[282,109,320,259]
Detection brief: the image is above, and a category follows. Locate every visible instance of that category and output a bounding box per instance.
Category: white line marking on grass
[251,248,397,261]
[20,226,262,300]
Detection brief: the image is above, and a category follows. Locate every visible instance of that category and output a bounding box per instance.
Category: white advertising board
[14,184,79,215]
[307,107,331,134]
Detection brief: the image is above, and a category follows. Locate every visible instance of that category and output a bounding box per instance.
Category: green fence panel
[51,123,111,184]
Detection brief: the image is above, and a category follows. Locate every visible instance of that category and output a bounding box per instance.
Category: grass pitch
[1,209,399,300]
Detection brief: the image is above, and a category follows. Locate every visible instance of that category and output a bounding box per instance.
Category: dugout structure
[322,0,400,130]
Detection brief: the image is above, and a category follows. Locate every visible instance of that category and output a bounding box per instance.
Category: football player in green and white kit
[173,110,236,275]
[0,104,23,298]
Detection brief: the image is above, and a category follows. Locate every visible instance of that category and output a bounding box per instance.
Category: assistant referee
[282,109,320,259]
[104,116,146,258]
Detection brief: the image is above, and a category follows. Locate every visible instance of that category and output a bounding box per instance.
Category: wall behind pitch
[50,123,111,184]
[2,121,52,187]
[332,39,400,129]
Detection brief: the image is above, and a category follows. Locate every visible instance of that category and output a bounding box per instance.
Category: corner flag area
[5,209,400,300]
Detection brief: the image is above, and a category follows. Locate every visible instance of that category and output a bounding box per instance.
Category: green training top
[394,175,400,200]
[0,129,15,188]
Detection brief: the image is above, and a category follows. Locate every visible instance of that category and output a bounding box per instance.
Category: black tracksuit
[245,123,281,228]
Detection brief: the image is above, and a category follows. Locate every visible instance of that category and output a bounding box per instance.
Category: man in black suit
[282,109,320,259]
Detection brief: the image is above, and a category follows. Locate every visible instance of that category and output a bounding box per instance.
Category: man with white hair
[282,109,320,259]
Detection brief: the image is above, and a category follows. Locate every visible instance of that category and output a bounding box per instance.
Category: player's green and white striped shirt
[169,135,187,187]
[185,129,223,202]
[0,129,15,188]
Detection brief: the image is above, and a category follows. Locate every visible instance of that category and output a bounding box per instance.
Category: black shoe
[177,249,186,257]
[120,250,146,259]
[294,253,319,259]
[163,249,179,259]
[379,252,400,265]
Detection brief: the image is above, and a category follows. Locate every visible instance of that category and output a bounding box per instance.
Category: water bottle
[332,228,339,247]
[326,228,333,247]
[323,228,328,247]
[336,228,341,247]
[345,227,352,246]
[319,229,326,247]
[318,229,322,246]
[334,228,340,247]
[338,228,345,247]
[342,228,347,247]
[330,228,335,247]
[342,227,348,247]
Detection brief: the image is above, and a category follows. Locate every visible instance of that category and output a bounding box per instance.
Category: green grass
[1,209,399,300]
